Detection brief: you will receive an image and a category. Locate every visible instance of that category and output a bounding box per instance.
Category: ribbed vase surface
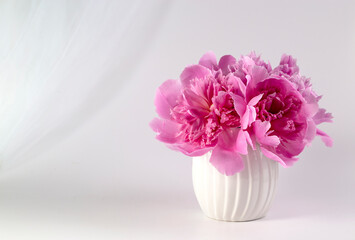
[192,147,279,222]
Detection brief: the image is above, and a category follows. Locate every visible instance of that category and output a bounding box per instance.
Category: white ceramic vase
[192,146,279,222]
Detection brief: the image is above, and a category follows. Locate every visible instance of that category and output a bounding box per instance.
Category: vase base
[203,213,266,222]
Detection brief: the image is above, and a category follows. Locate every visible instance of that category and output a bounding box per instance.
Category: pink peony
[151,52,333,176]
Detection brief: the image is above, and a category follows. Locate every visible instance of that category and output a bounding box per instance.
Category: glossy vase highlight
[192,146,279,222]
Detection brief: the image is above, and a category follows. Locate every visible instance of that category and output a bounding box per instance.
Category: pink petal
[244,130,255,150]
[305,120,317,145]
[231,93,246,117]
[149,118,181,144]
[154,91,171,119]
[210,145,244,176]
[313,108,333,125]
[180,65,211,87]
[251,65,269,85]
[278,54,299,76]
[260,147,287,167]
[277,139,306,157]
[254,120,271,136]
[226,75,246,97]
[241,108,250,129]
[169,144,213,157]
[254,120,280,147]
[282,156,297,167]
[316,128,333,147]
[304,102,319,118]
[246,75,251,84]
[218,55,236,74]
[241,55,255,68]
[248,93,263,106]
[247,106,256,127]
[236,130,248,155]
[302,89,319,117]
[183,88,209,109]
[154,79,181,119]
[199,51,217,70]
[234,94,261,129]
[246,66,269,100]
[217,127,239,150]
[235,76,246,97]
[263,134,280,147]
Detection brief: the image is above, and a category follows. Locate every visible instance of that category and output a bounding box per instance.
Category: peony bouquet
[150,52,333,176]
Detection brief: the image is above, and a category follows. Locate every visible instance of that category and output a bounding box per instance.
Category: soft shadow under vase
[192,146,279,222]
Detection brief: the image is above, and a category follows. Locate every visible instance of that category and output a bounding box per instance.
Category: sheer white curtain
[0,0,169,170]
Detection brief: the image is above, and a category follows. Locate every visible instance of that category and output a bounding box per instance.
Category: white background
[0,0,354,239]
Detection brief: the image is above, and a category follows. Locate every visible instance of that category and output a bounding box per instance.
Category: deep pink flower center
[256,88,301,122]
[254,85,304,141]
